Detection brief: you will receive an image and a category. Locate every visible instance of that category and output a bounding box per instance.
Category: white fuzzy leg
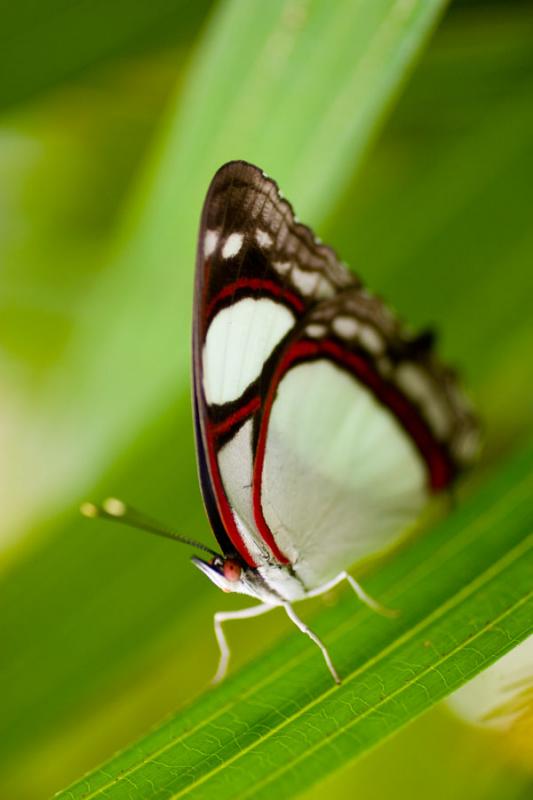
[283,602,341,684]
[212,603,274,685]
[307,571,398,618]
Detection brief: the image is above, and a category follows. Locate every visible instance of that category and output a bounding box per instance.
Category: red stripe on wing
[211,396,261,437]
[206,278,305,321]
[204,428,257,568]
[206,394,290,567]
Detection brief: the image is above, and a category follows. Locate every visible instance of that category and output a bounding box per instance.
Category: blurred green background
[0,0,531,798]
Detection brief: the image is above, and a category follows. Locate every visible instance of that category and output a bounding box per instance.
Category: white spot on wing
[306,323,327,338]
[315,277,335,298]
[291,266,318,296]
[222,232,244,259]
[274,261,291,275]
[396,363,451,437]
[359,325,384,354]
[203,298,294,404]
[255,229,273,248]
[333,316,359,340]
[204,230,218,257]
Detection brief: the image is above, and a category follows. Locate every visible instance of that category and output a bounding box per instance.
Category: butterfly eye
[223,559,241,582]
[211,556,224,569]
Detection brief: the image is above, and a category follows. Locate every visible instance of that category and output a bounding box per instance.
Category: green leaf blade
[57,445,533,800]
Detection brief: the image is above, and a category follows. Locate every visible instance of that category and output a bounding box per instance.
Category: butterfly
[83,161,479,685]
[190,160,480,682]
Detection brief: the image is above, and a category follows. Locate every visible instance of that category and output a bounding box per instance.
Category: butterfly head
[191,554,247,594]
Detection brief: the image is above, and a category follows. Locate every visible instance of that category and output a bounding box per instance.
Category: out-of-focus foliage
[0,0,214,110]
[0,1,531,798]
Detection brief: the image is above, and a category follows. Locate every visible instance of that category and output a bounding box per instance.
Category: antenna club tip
[80,502,99,518]
[103,497,127,517]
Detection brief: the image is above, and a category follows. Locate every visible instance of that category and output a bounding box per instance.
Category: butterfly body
[191,160,478,683]
[192,555,306,603]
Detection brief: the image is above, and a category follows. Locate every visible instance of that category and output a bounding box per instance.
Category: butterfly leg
[307,571,398,618]
[211,602,273,685]
[340,572,398,617]
[282,602,341,684]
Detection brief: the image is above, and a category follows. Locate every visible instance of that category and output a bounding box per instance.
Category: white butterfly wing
[193,162,478,585]
[260,360,427,587]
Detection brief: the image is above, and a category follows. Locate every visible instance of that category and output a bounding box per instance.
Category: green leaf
[56,444,533,800]
[0,0,212,111]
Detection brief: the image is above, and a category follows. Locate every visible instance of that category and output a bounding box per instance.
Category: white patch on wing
[260,361,427,588]
[217,420,269,563]
[255,229,273,248]
[291,266,318,296]
[218,423,308,602]
[306,323,327,338]
[315,276,335,298]
[332,316,359,340]
[332,316,384,354]
[204,229,218,257]
[222,232,244,259]
[273,260,292,275]
[203,298,295,405]
[359,325,384,354]
[396,363,451,437]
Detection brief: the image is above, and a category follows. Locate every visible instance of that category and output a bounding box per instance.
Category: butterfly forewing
[193,161,356,565]
[193,161,479,579]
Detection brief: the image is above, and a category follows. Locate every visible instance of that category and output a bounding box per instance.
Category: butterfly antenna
[80,498,220,557]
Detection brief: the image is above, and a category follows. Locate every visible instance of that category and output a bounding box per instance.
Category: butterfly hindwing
[251,288,478,587]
